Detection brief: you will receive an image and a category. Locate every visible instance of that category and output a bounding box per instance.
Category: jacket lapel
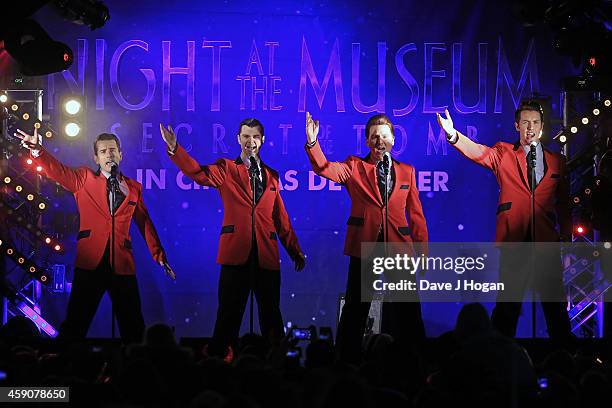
[361,154,383,206]
[513,141,530,191]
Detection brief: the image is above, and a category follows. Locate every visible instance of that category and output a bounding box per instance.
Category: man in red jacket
[305,112,428,363]
[436,100,572,339]
[15,129,175,343]
[160,118,305,357]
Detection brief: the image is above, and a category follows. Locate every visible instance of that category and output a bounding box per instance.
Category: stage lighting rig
[52,0,110,30]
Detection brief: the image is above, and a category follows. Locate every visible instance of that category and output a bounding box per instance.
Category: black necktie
[377,161,389,203]
[526,150,535,190]
[250,165,264,203]
[107,177,126,213]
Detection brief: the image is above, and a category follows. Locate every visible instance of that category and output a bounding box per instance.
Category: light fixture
[581,117,589,124]
[65,123,80,137]
[560,135,567,143]
[570,126,578,134]
[64,98,82,115]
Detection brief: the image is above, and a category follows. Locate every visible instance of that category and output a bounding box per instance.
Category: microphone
[382,151,391,173]
[249,156,260,176]
[109,162,119,180]
[528,141,537,169]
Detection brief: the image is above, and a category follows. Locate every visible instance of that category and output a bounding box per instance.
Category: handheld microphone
[109,162,118,179]
[382,151,391,173]
[249,156,260,176]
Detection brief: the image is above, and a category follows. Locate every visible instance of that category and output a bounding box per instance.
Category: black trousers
[58,243,145,344]
[335,256,425,364]
[208,248,283,357]
[491,244,571,339]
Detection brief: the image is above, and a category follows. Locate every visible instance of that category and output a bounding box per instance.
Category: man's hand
[305,112,319,145]
[159,124,177,151]
[14,128,41,150]
[160,261,176,280]
[435,109,456,138]
[294,252,306,272]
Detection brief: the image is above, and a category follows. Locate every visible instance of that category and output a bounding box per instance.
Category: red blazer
[306,141,428,258]
[34,149,167,275]
[170,145,302,271]
[452,133,571,242]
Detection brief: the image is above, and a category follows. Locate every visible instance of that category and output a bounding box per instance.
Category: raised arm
[15,128,87,193]
[161,123,226,188]
[304,112,353,184]
[436,109,502,171]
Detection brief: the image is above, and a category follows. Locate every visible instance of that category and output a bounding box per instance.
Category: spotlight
[593,108,600,115]
[570,126,578,134]
[54,244,61,252]
[11,104,18,111]
[575,225,586,235]
[44,237,52,244]
[22,113,30,121]
[38,203,46,210]
[45,131,53,138]
[581,117,589,124]
[26,194,34,201]
[64,98,82,115]
[15,185,23,192]
[605,99,611,107]
[36,166,42,172]
[4,177,11,184]
[3,19,73,76]
[60,95,85,137]
[560,135,567,143]
[26,158,33,165]
[34,122,41,129]
[52,0,110,30]
[0,94,7,103]
[65,123,80,137]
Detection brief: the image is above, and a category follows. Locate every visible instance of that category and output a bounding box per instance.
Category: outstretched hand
[14,128,41,150]
[435,109,456,137]
[159,124,177,151]
[305,112,319,144]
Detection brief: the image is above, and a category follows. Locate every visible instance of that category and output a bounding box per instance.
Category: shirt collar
[240,153,261,169]
[522,142,542,155]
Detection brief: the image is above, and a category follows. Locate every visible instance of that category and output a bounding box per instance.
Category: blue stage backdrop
[31,0,579,338]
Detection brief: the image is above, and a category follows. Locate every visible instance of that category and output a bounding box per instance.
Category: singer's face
[366,124,394,161]
[515,110,543,146]
[237,125,264,157]
[94,140,122,173]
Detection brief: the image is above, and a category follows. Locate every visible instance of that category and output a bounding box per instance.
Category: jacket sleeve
[133,184,167,265]
[452,131,503,172]
[170,144,226,188]
[406,166,428,244]
[305,140,353,184]
[272,190,302,260]
[33,148,88,193]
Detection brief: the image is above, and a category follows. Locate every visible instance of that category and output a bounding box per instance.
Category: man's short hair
[365,114,394,138]
[238,118,264,136]
[93,133,121,155]
[514,100,544,123]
